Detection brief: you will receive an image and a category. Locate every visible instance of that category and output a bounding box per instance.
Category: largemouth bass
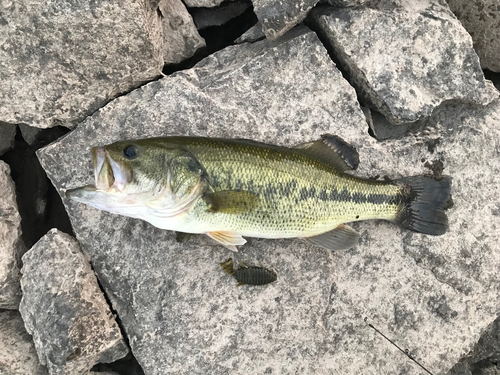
[66,135,451,251]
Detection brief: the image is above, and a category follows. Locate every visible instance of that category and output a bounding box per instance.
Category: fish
[66,135,452,251]
[220,258,277,286]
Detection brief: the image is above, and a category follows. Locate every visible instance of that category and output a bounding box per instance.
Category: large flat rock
[0,0,164,129]
[38,28,500,374]
[310,1,493,125]
[19,229,129,374]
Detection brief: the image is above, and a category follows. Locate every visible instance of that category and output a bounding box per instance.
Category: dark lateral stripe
[316,187,401,205]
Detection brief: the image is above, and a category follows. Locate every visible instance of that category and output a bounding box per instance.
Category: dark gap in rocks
[163,3,257,75]
[189,0,252,30]
[196,3,257,54]
[163,5,257,75]
[484,69,500,91]
[91,276,145,375]
[0,126,74,251]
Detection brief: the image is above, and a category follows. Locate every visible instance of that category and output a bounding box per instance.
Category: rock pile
[1,0,499,374]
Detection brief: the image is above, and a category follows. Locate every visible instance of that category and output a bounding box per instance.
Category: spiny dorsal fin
[302,224,359,251]
[207,231,246,252]
[204,190,260,214]
[294,134,359,171]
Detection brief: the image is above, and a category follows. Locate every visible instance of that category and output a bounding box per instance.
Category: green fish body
[66,135,451,251]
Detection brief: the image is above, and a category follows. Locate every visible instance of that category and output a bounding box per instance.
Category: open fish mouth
[92,146,131,192]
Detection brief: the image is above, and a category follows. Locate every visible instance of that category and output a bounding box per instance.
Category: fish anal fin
[205,190,260,214]
[302,224,359,251]
[207,231,246,251]
[294,134,359,171]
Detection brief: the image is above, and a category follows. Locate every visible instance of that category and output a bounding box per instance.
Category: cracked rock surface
[310,1,492,124]
[0,161,23,309]
[0,310,48,375]
[19,229,129,375]
[37,24,500,374]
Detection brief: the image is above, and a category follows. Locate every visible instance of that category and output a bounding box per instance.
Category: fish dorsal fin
[204,190,260,214]
[294,134,359,171]
[207,231,246,252]
[302,224,359,251]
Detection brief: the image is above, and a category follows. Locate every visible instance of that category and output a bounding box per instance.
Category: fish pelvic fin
[395,176,452,235]
[302,224,360,251]
[207,231,246,251]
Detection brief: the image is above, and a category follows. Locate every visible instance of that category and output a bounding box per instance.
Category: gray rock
[38,26,500,374]
[364,108,412,140]
[190,0,251,29]
[19,229,129,375]
[159,0,206,65]
[252,0,320,40]
[0,0,164,129]
[0,122,16,156]
[234,21,266,43]
[310,1,493,124]
[183,0,227,7]
[0,161,23,310]
[447,0,500,72]
[19,124,43,146]
[447,315,500,375]
[0,310,48,375]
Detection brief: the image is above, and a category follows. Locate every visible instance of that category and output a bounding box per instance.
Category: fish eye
[123,145,138,159]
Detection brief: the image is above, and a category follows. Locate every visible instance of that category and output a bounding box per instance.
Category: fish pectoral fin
[302,224,359,251]
[207,231,246,252]
[294,134,359,171]
[204,190,260,214]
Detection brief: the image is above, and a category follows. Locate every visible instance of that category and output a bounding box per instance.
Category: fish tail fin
[395,176,452,235]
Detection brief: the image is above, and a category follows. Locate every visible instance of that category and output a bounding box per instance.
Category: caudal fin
[396,176,452,235]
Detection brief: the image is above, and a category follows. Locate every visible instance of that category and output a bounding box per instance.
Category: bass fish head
[66,139,208,222]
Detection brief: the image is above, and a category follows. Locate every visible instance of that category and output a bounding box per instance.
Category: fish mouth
[92,146,131,192]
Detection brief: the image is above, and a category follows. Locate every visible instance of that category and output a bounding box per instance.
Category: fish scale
[178,138,403,238]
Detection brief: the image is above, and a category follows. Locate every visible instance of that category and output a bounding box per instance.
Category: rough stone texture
[252,0,320,40]
[0,161,23,309]
[234,21,266,43]
[190,0,251,29]
[19,229,129,375]
[19,124,43,146]
[447,0,500,72]
[447,316,500,375]
[160,0,206,65]
[183,0,226,7]
[0,310,48,375]
[310,1,493,124]
[0,0,164,129]
[38,27,500,374]
[0,122,17,156]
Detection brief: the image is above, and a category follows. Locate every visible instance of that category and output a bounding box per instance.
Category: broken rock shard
[0,161,23,310]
